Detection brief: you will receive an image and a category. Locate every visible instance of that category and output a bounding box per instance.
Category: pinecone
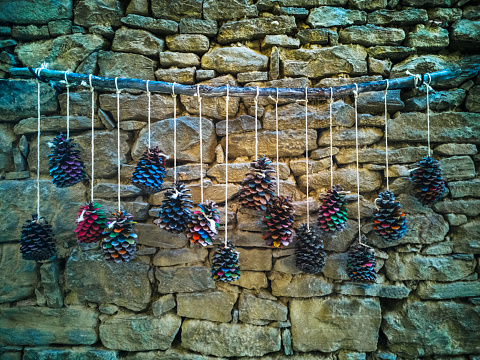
[318,184,348,232]
[154,181,193,233]
[238,155,276,211]
[263,196,295,248]
[347,238,376,282]
[131,146,167,194]
[20,215,57,261]
[102,211,137,263]
[186,200,220,246]
[295,223,325,274]
[211,242,241,283]
[410,156,446,205]
[373,190,407,242]
[74,202,108,243]
[48,133,86,187]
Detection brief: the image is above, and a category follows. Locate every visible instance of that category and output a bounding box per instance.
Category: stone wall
[0,0,480,359]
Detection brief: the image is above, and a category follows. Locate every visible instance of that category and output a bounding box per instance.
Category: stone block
[179,18,218,36]
[349,0,387,10]
[98,50,156,80]
[448,179,480,198]
[0,307,98,346]
[290,296,381,352]
[439,156,475,181]
[451,19,480,50]
[382,300,480,357]
[204,0,258,20]
[166,34,209,54]
[238,248,272,271]
[208,162,289,183]
[152,294,176,316]
[335,146,427,165]
[14,115,102,135]
[296,28,330,44]
[181,319,281,357]
[318,127,383,146]
[433,199,480,217]
[112,27,163,56]
[155,67,196,85]
[339,25,404,46]
[307,7,366,27]
[451,221,480,254]
[126,0,149,16]
[466,85,480,112]
[384,252,475,281]
[12,25,50,40]
[216,115,261,136]
[269,271,334,297]
[239,291,287,323]
[100,313,181,351]
[151,0,202,21]
[74,0,123,27]
[177,291,238,322]
[156,266,215,293]
[237,71,268,83]
[405,89,466,112]
[196,69,216,81]
[40,261,63,308]
[66,248,151,311]
[335,277,410,298]
[202,47,268,74]
[357,90,404,114]
[368,9,428,25]
[231,271,268,290]
[262,35,300,49]
[417,281,480,299]
[405,24,449,50]
[299,168,382,193]
[153,247,208,266]
[445,213,467,226]
[121,14,178,35]
[0,0,72,24]
[290,158,330,176]
[435,143,477,156]
[23,347,118,360]
[368,46,415,61]
[160,51,200,67]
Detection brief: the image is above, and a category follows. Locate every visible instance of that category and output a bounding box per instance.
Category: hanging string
[225,84,229,247]
[64,71,70,139]
[146,80,151,148]
[89,75,95,202]
[354,84,361,244]
[254,86,259,160]
[384,80,389,191]
[172,83,177,183]
[275,88,280,196]
[36,68,42,217]
[329,87,334,189]
[115,77,121,212]
[426,74,431,157]
[197,85,204,203]
[305,86,309,228]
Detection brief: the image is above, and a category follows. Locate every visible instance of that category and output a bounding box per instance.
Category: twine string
[329,87,334,189]
[225,85,230,247]
[197,85,204,203]
[305,87,309,229]
[115,77,121,212]
[384,80,389,191]
[146,81,151,148]
[172,83,177,183]
[64,71,70,139]
[275,88,280,196]
[36,68,42,217]
[255,86,259,160]
[426,74,431,157]
[354,84,361,244]
[89,74,95,203]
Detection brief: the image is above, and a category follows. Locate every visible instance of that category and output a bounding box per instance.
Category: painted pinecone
[131,146,167,194]
[186,200,220,246]
[211,242,241,283]
[373,190,408,242]
[238,155,276,211]
[295,223,325,274]
[74,202,108,243]
[154,181,193,233]
[20,215,57,261]
[410,156,446,205]
[318,184,348,232]
[347,238,376,282]
[263,196,295,248]
[48,133,86,187]
[102,211,137,263]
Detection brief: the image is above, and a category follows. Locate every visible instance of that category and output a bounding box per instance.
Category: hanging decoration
[318,88,347,232]
[295,223,325,274]
[373,80,408,242]
[154,83,193,233]
[263,88,295,248]
[75,75,107,243]
[186,86,220,246]
[48,72,86,188]
[212,85,241,282]
[410,74,445,205]
[131,81,167,194]
[20,66,57,261]
[102,78,137,262]
[347,84,376,282]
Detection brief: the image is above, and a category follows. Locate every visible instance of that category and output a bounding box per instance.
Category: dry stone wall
[0,0,480,359]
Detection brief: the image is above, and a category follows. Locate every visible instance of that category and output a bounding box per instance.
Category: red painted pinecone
[75,202,108,243]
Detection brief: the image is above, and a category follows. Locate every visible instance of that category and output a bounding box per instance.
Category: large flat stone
[439,156,476,181]
[181,319,281,357]
[239,291,288,323]
[112,27,163,56]
[207,162,289,183]
[177,291,238,322]
[136,223,185,249]
[298,168,382,193]
[368,9,428,25]
[66,249,151,311]
[0,0,72,24]
[231,271,268,290]
[100,313,181,351]
[448,179,480,198]
[0,243,38,304]
[335,146,428,164]
[417,280,480,299]
[451,221,480,254]
[382,300,480,357]
[384,253,476,281]
[74,0,123,27]
[0,307,98,346]
[156,266,215,294]
[151,0,202,21]
[153,247,208,266]
[23,347,118,360]
[339,25,405,46]
[318,127,383,147]
[201,47,268,74]
[203,0,258,20]
[269,271,334,297]
[433,199,480,217]
[451,19,480,49]
[335,276,410,299]
[405,24,449,50]
[98,50,156,80]
[120,14,178,35]
[14,115,103,135]
[290,296,381,352]
[307,7,366,27]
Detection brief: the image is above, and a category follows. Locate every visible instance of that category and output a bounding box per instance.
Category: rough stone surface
[153,247,208,266]
[23,347,118,360]
[181,320,281,357]
[433,199,480,217]
[339,25,405,46]
[451,19,480,49]
[112,27,163,56]
[177,291,238,322]
[201,47,268,74]
[231,271,269,290]
[451,221,480,254]
[307,7,366,27]
[100,313,181,351]
[160,51,200,67]
[155,67,196,84]
[239,291,288,323]
[179,18,218,36]
[382,300,480,357]
[318,127,383,146]
[0,0,72,24]
[203,0,258,21]
[0,307,98,346]
[405,24,449,50]
[216,115,261,136]
[152,294,176,317]
[439,156,476,181]
[166,34,209,54]
[156,266,215,294]
[98,50,156,80]
[14,115,103,135]
[417,281,480,299]
[299,168,382,193]
[121,14,178,35]
[290,296,381,352]
[66,249,151,311]
[74,0,123,27]
[448,179,480,198]
[151,0,202,21]
[270,272,334,297]
[368,9,428,25]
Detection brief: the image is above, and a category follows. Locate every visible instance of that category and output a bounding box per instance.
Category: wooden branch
[9,67,467,99]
